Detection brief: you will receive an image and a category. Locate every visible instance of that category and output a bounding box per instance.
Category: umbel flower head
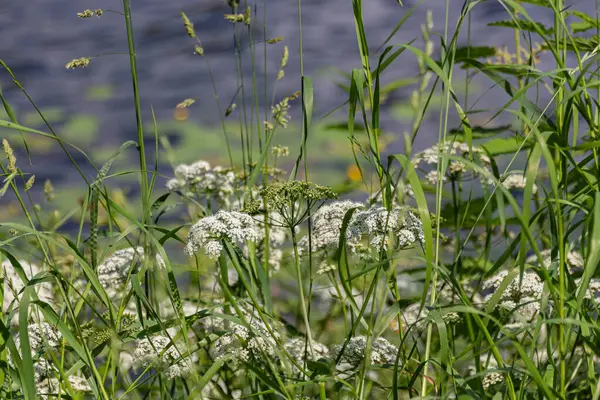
[133,335,194,379]
[284,337,329,372]
[482,270,545,328]
[33,358,91,400]
[501,172,538,194]
[97,247,164,300]
[526,248,584,275]
[346,205,425,255]
[412,141,492,185]
[2,259,55,323]
[185,211,259,259]
[166,160,236,205]
[260,180,337,228]
[331,336,398,369]
[208,302,281,367]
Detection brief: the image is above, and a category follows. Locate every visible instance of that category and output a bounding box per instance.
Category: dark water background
[0,0,596,190]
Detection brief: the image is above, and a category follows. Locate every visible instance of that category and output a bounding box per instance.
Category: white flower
[284,337,329,372]
[316,262,337,275]
[167,160,236,204]
[502,173,538,194]
[526,248,584,274]
[331,336,398,369]
[133,335,194,379]
[13,322,62,359]
[483,270,544,324]
[185,211,259,259]
[299,201,364,255]
[2,259,54,322]
[207,303,280,366]
[97,247,164,300]
[346,205,424,254]
[412,141,492,184]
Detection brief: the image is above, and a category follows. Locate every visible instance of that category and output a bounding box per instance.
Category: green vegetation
[2,0,600,398]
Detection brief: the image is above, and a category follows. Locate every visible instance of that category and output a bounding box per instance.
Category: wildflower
[251,213,287,272]
[482,270,544,325]
[298,200,363,257]
[166,160,236,205]
[185,211,259,259]
[284,337,329,371]
[208,304,280,366]
[2,260,54,321]
[331,336,398,369]
[261,180,337,228]
[346,205,425,254]
[180,12,196,38]
[412,141,492,184]
[176,98,195,108]
[77,9,94,18]
[33,358,91,400]
[271,145,289,157]
[3,138,16,173]
[97,247,164,300]
[65,57,91,69]
[133,335,194,379]
[526,248,583,274]
[316,262,337,275]
[502,173,538,194]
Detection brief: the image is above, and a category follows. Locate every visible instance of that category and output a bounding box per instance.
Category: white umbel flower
[2,259,54,321]
[284,337,329,372]
[133,335,194,379]
[346,205,424,254]
[412,141,492,184]
[526,248,584,274]
[300,201,365,253]
[483,270,545,325]
[97,247,164,300]
[502,173,538,194]
[167,160,236,204]
[185,211,259,259]
[331,336,398,369]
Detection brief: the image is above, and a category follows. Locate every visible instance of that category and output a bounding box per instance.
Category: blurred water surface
[0,0,595,187]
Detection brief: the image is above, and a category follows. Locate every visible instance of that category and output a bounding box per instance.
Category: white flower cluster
[97,247,164,300]
[34,358,91,400]
[482,270,545,325]
[398,284,473,332]
[526,248,584,274]
[284,337,329,371]
[208,304,280,367]
[133,335,194,379]
[502,173,538,194]
[12,322,62,360]
[9,323,89,400]
[412,141,492,185]
[298,200,364,256]
[166,160,236,204]
[347,205,425,254]
[298,202,423,265]
[185,211,260,259]
[331,336,398,369]
[2,259,54,322]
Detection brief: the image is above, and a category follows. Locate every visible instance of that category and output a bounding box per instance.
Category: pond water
[0,0,595,190]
